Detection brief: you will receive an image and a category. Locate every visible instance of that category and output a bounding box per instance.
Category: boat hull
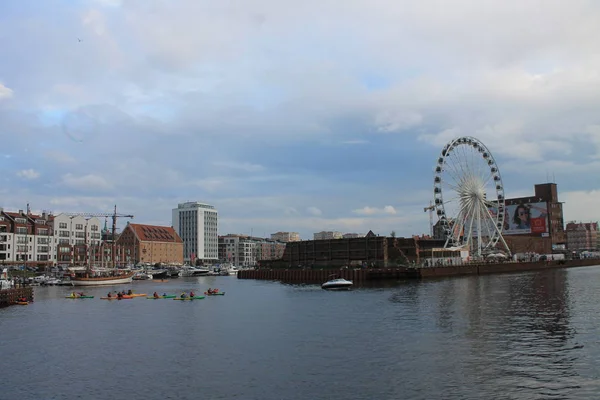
[71,272,134,286]
[321,278,353,290]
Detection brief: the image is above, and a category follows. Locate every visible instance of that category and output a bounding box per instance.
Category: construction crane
[424,201,435,238]
[64,205,134,268]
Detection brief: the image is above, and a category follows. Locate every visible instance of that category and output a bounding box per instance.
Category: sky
[1,0,600,239]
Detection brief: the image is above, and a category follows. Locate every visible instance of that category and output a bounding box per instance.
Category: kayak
[16,301,29,305]
[65,296,94,299]
[204,292,225,296]
[101,295,133,300]
[173,296,205,300]
[146,295,176,299]
[129,293,147,298]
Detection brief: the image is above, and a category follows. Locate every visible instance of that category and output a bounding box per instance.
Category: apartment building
[313,231,343,240]
[219,234,286,267]
[172,202,218,263]
[566,222,598,252]
[343,233,364,239]
[51,213,102,266]
[0,209,54,266]
[270,231,300,242]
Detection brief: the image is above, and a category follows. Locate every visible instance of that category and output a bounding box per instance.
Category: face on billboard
[504,202,548,235]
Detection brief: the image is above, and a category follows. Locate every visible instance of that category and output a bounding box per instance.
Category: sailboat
[70,268,134,286]
[71,219,134,286]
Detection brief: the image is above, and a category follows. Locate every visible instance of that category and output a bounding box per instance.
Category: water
[3,266,600,399]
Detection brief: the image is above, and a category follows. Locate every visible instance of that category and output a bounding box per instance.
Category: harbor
[4,267,600,399]
[239,257,600,283]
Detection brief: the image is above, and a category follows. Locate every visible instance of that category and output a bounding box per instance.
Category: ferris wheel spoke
[441,179,461,193]
[445,152,464,185]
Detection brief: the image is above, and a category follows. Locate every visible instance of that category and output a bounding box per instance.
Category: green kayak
[173,296,205,300]
[204,292,225,296]
[65,296,94,299]
[146,295,176,299]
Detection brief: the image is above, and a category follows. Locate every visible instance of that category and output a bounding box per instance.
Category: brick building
[116,223,183,266]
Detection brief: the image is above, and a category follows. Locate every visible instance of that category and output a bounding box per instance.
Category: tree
[390,231,396,238]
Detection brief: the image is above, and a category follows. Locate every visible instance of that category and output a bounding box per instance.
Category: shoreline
[237,258,600,284]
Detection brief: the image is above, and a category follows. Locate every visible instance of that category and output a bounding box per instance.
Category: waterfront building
[270,231,300,242]
[219,234,286,267]
[501,183,566,254]
[115,223,183,265]
[566,222,599,252]
[342,233,364,239]
[51,213,102,266]
[172,201,218,264]
[313,231,343,240]
[263,233,446,268]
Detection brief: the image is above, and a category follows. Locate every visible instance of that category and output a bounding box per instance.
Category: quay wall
[421,258,600,278]
[239,259,600,283]
[237,268,413,284]
[0,287,34,307]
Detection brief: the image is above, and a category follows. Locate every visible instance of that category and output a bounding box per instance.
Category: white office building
[172,202,219,263]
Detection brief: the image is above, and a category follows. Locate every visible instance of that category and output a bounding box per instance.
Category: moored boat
[71,270,135,286]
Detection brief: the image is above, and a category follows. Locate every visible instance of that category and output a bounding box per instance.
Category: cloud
[213,161,265,172]
[561,190,600,223]
[353,206,397,216]
[16,169,40,180]
[61,173,113,191]
[0,83,13,100]
[0,0,600,240]
[341,139,369,145]
[306,206,322,216]
[44,151,77,164]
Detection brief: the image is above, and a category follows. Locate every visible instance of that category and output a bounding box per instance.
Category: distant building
[219,234,286,267]
[343,233,364,239]
[270,231,300,242]
[172,202,218,264]
[116,223,183,266]
[566,222,598,252]
[313,231,343,240]
[502,183,566,254]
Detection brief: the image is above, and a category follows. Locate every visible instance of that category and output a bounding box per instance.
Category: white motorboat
[321,277,353,290]
[179,266,210,277]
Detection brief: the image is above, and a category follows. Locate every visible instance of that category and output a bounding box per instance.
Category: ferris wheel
[432,136,511,258]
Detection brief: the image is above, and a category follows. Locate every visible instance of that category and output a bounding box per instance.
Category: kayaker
[162,293,167,297]
[117,292,123,299]
[180,292,187,299]
[71,292,77,298]
[107,292,112,298]
[153,292,160,298]
[190,290,195,298]
[127,289,133,295]
[207,288,213,294]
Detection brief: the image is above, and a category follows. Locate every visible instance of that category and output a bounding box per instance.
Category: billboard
[503,201,548,235]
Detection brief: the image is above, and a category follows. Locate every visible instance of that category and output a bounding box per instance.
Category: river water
[3,266,600,399]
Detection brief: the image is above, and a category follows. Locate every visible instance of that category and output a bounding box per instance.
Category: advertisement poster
[503,202,548,235]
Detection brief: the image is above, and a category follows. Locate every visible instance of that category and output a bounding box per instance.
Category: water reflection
[386,269,587,399]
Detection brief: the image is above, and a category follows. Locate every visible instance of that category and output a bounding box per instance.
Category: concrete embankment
[0,287,34,307]
[238,259,600,284]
